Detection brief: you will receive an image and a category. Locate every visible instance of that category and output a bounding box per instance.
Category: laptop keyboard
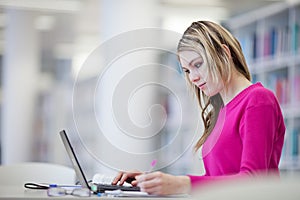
[94,183,140,193]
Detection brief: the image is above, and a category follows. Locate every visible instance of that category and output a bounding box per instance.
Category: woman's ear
[222,44,231,58]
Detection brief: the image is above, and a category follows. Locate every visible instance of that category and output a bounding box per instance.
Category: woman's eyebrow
[188,57,202,66]
[181,66,188,71]
[181,57,201,71]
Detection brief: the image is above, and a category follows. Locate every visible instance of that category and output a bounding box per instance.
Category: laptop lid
[59,130,90,189]
[59,129,141,193]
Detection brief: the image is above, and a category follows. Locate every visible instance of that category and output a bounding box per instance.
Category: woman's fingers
[112,171,124,185]
[135,172,179,196]
[131,180,138,186]
[112,171,142,186]
[136,172,164,192]
[119,173,131,185]
[115,171,190,195]
[136,171,162,182]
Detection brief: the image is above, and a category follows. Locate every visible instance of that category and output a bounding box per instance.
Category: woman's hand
[135,171,191,196]
[112,170,142,186]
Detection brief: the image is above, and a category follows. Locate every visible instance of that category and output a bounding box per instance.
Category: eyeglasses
[47,187,91,197]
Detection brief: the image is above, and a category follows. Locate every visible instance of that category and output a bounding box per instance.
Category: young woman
[112,21,286,196]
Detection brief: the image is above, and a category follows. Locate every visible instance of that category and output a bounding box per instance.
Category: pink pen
[147,159,157,173]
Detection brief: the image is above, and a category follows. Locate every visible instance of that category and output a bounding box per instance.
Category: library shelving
[225,0,300,172]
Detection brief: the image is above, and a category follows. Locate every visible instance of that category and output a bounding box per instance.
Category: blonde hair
[177,21,251,151]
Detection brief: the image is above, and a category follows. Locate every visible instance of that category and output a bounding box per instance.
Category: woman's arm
[189,103,284,189]
[135,172,191,195]
[113,171,191,195]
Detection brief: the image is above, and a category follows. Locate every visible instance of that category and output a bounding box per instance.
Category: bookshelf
[225,0,300,172]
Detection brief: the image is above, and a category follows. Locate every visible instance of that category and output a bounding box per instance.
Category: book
[291,23,299,53]
[294,74,300,102]
[270,27,277,56]
[92,174,114,184]
[252,32,258,59]
[291,129,299,157]
[263,31,270,57]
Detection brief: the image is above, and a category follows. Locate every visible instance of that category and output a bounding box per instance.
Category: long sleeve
[187,83,285,189]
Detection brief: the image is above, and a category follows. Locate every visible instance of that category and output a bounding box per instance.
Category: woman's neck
[220,72,252,105]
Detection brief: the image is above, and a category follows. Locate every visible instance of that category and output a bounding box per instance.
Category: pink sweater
[189,82,285,188]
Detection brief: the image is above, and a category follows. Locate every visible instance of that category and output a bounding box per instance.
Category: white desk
[0,186,189,199]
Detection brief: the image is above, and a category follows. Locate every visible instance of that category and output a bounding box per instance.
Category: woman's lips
[198,82,206,89]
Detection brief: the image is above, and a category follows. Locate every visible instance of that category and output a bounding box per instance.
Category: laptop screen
[59,130,90,189]
[59,129,141,194]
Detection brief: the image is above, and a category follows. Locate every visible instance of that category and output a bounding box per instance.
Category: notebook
[59,130,141,193]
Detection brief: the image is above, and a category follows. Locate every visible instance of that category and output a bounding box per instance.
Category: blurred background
[0,0,299,181]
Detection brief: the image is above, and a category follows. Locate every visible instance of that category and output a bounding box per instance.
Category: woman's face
[179,50,223,97]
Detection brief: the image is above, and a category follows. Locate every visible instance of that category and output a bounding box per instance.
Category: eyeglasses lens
[47,187,91,197]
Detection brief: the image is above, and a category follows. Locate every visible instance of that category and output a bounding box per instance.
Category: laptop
[59,130,141,193]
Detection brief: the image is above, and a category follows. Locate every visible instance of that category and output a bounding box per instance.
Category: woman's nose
[190,70,200,83]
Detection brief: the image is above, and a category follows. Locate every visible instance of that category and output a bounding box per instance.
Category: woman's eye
[183,69,190,74]
[194,62,202,68]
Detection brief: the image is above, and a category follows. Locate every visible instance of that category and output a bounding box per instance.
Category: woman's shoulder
[244,82,278,106]
[247,82,275,97]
